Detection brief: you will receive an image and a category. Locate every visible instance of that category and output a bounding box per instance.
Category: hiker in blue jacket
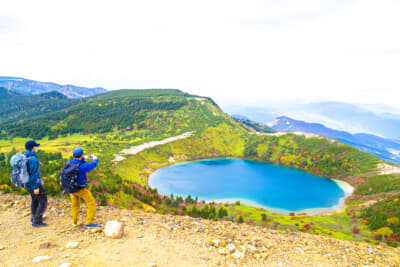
[70,147,99,227]
[25,140,48,227]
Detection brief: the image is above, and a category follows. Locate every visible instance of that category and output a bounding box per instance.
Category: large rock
[105,221,124,239]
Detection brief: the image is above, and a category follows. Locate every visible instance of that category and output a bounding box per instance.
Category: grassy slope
[0,89,394,246]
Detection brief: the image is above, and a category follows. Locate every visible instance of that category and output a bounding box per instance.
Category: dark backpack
[10,153,32,188]
[60,160,84,193]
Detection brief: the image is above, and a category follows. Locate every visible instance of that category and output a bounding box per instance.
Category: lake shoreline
[148,157,355,216]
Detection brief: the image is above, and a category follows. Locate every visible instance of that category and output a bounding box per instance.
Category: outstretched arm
[80,158,99,173]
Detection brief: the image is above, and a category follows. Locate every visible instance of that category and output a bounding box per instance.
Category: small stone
[105,221,124,239]
[90,228,102,234]
[0,245,4,250]
[66,242,79,249]
[40,242,51,249]
[32,255,52,262]
[212,239,220,247]
[232,251,244,259]
[219,248,227,255]
[224,232,234,239]
[148,263,157,267]
[226,244,236,254]
[220,239,226,248]
[59,264,72,267]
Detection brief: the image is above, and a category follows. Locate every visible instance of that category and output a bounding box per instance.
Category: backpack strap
[76,161,86,188]
[26,156,32,174]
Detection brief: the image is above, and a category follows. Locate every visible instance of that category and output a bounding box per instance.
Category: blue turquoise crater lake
[148,158,353,215]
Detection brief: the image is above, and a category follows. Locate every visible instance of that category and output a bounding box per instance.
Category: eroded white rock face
[112,132,194,162]
[105,221,124,239]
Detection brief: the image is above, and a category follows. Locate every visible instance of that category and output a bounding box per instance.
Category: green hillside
[0,89,224,140]
[0,87,82,123]
[2,88,398,246]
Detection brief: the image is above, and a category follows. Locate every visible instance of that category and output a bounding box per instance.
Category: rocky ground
[1,192,400,267]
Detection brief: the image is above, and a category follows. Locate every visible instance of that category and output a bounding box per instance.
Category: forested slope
[0,87,82,123]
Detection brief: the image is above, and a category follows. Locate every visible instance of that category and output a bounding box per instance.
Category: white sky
[1,0,399,108]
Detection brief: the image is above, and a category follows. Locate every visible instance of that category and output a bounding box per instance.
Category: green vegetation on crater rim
[0,88,397,246]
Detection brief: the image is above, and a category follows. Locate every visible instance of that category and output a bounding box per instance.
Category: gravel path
[1,192,399,266]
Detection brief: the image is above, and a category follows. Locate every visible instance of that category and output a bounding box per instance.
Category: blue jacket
[25,151,42,190]
[71,157,98,186]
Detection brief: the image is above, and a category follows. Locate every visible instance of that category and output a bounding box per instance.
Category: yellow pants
[71,188,96,225]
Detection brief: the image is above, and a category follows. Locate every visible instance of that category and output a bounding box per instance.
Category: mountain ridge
[268,116,400,165]
[0,76,107,98]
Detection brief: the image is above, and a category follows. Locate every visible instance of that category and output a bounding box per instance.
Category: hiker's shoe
[31,218,45,224]
[72,223,78,227]
[85,223,100,228]
[31,222,48,228]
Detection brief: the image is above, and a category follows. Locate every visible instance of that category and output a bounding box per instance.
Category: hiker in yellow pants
[68,147,99,228]
[71,188,96,225]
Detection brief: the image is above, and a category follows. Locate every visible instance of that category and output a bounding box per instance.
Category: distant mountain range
[267,116,400,165]
[223,101,400,140]
[0,76,107,98]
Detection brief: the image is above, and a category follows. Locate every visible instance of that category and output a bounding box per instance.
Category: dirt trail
[1,192,400,267]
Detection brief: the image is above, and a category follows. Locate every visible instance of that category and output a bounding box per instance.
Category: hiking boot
[85,223,100,228]
[31,222,48,228]
[31,218,45,224]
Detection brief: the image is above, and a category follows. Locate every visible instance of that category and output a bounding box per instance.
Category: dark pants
[28,184,48,224]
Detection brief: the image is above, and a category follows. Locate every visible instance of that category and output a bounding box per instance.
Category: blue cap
[73,147,85,157]
[25,140,40,151]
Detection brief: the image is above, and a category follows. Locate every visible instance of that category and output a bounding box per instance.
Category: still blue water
[148,158,345,212]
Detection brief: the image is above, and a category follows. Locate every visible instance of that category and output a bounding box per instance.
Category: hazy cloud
[0,0,399,108]
[232,0,360,28]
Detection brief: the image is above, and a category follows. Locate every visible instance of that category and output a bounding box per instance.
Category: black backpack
[60,160,84,193]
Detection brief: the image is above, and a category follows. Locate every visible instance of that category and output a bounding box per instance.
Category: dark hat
[25,140,40,151]
[73,147,85,157]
